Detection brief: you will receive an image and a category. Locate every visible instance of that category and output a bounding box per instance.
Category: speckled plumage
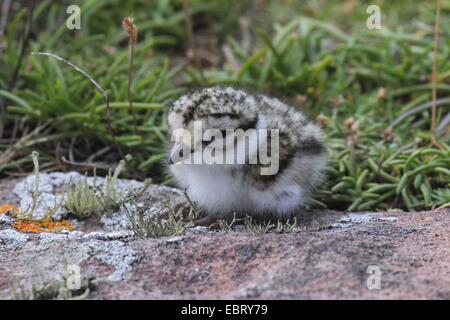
[167,87,327,220]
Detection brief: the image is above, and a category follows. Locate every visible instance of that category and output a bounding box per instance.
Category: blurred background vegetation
[0,0,449,211]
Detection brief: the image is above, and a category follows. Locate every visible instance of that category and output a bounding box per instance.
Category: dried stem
[182,0,207,83]
[183,0,195,64]
[29,151,40,219]
[431,0,441,148]
[60,156,111,171]
[128,42,137,131]
[122,17,138,132]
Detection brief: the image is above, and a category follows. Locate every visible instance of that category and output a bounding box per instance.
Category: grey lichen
[0,214,14,226]
[86,239,138,282]
[32,231,138,282]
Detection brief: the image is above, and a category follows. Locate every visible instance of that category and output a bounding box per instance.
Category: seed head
[122,16,138,43]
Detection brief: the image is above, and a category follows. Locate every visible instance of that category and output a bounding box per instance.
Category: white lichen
[0,229,29,249]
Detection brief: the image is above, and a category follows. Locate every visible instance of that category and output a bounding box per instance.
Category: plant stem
[127,38,137,132]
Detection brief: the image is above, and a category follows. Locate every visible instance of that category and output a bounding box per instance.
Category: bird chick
[167,87,327,222]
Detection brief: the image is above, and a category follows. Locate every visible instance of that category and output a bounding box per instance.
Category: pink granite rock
[0,175,448,299]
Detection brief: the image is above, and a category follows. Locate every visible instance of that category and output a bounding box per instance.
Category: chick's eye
[178,149,183,157]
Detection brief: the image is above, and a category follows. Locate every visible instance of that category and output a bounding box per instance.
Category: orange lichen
[0,204,19,215]
[12,218,74,233]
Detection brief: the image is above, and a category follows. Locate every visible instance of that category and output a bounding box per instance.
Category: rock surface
[0,173,449,299]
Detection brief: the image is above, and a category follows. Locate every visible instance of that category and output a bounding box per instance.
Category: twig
[31,52,124,158]
[31,52,105,100]
[239,17,252,55]
[222,44,241,72]
[60,156,111,171]
[431,0,441,147]
[86,145,111,162]
[0,122,49,173]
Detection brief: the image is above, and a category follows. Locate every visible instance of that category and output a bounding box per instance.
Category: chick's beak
[168,142,186,165]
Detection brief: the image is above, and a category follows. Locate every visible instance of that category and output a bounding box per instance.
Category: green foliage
[202,11,450,211]
[318,139,450,211]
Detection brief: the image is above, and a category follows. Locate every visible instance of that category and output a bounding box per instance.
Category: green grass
[0,0,449,212]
